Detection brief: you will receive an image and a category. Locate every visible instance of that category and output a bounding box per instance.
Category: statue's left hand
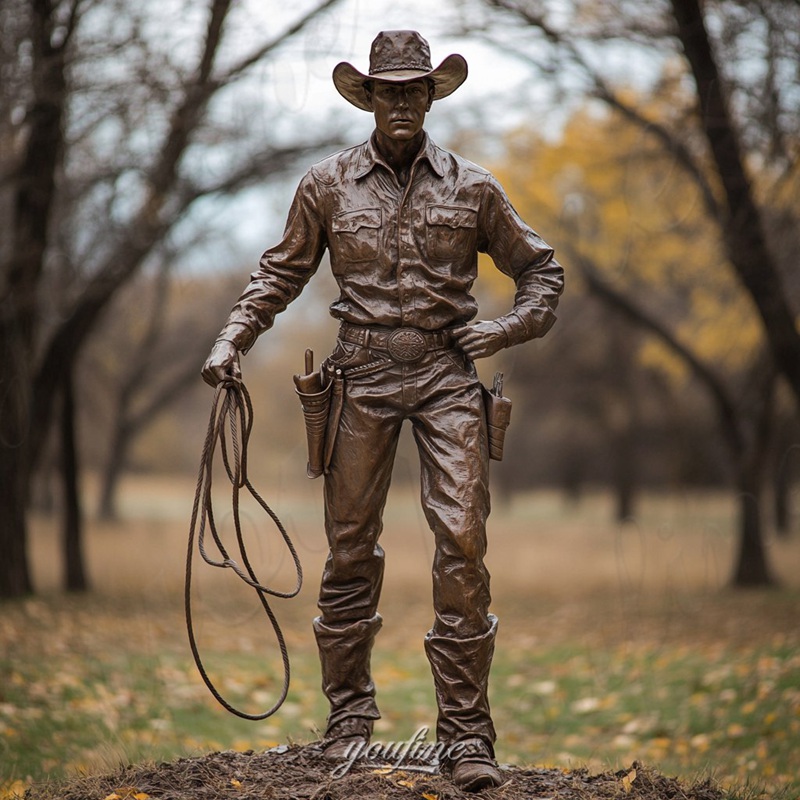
[201,339,241,387]
[451,320,507,360]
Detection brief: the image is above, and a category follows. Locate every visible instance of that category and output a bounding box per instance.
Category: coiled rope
[185,377,303,719]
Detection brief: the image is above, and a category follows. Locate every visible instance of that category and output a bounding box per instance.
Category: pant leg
[411,352,492,639]
[411,350,497,747]
[316,367,404,736]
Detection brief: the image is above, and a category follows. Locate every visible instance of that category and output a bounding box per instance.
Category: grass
[1,477,799,798]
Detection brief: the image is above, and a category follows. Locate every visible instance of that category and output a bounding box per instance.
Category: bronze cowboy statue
[203,30,564,792]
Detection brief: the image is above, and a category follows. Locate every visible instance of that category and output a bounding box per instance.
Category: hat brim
[332,53,468,112]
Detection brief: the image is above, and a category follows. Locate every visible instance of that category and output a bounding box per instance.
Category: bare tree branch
[219,0,345,83]
[29,0,344,469]
[669,0,800,405]
[473,1,721,221]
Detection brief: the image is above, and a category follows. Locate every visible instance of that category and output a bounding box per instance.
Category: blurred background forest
[2,0,800,793]
[2,0,799,595]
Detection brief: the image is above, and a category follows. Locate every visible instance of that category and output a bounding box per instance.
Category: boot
[424,614,501,789]
[447,738,503,791]
[314,613,382,759]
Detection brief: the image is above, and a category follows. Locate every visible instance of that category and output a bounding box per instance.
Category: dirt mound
[25,744,724,800]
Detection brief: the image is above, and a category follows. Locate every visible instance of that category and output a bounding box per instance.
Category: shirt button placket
[397,197,417,407]
[397,203,414,326]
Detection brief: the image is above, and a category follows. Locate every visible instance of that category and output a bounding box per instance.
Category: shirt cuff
[217,322,256,354]
[495,311,530,347]
[496,308,557,346]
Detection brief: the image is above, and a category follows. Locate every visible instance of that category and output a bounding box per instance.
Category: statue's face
[368,79,432,141]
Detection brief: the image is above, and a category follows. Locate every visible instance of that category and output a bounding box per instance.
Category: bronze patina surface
[203,29,564,792]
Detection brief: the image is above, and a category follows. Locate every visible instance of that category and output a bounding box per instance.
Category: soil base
[25,743,726,800]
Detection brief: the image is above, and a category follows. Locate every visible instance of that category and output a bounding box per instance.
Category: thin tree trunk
[614,428,636,523]
[774,456,790,536]
[610,323,638,523]
[97,421,132,521]
[61,369,88,592]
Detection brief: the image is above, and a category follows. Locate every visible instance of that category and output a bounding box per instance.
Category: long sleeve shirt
[218,132,564,352]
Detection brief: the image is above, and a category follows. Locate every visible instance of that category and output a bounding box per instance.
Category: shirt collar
[354,131,446,180]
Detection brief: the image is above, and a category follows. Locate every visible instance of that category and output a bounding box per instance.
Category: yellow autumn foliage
[484,86,768,378]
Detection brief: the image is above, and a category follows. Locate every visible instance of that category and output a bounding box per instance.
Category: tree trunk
[774,450,795,536]
[60,369,88,592]
[732,462,775,587]
[0,0,70,598]
[614,433,636,524]
[772,420,797,537]
[774,456,790,536]
[0,325,33,598]
[731,372,777,588]
[0,461,32,597]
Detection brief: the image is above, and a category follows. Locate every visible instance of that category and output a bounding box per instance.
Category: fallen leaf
[727,723,745,738]
[0,781,30,800]
[571,697,600,714]
[108,789,147,800]
[622,768,637,793]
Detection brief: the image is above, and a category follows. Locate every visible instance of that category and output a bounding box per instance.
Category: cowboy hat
[333,30,468,112]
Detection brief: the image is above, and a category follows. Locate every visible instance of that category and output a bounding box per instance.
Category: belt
[338,322,454,363]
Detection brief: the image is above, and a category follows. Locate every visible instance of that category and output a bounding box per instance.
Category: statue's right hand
[201,340,241,387]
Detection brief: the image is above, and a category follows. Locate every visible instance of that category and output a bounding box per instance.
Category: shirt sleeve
[478,175,565,347]
[217,170,327,353]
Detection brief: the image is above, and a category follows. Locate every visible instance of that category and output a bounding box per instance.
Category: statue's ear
[363,79,374,110]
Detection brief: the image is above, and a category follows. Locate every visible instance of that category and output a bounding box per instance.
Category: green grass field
[1,478,799,798]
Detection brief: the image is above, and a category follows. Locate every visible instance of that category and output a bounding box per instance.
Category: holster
[323,363,345,474]
[293,368,332,479]
[294,342,389,479]
[482,381,512,462]
[293,358,347,479]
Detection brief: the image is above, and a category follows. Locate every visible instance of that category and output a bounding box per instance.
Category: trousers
[313,335,497,749]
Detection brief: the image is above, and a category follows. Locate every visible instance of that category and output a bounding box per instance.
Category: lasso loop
[185,377,303,720]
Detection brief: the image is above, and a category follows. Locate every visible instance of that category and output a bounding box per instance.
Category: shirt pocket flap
[426,205,478,229]
[332,207,382,233]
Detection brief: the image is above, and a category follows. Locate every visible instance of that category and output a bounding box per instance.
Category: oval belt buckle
[387,328,427,363]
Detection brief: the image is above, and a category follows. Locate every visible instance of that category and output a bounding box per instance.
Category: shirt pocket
[331,207,382,264]
[425,204,478,261]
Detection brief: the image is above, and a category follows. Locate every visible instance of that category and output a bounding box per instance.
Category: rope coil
[185,377,303,719]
